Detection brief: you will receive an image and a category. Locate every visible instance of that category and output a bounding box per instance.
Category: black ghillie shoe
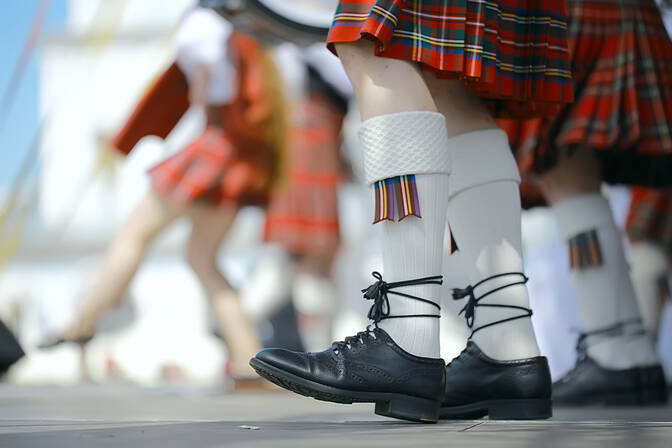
[440,272,552,420]
[440,341,551,420]
[250,272,446,423]
[553,321,668,406]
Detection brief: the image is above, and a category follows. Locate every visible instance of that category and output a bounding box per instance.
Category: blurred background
[0,0,669,390]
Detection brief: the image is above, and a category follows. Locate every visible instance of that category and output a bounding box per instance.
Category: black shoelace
[574,318,646,362]
[452,272,531,337]
[559,318,647,382]
[332,271,442,353]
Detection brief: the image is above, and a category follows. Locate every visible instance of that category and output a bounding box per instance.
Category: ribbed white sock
[630,241,669,343]
[445,129,540,361]
[552,194,659,369]
[378,174,448,359]
[358,111,451,359]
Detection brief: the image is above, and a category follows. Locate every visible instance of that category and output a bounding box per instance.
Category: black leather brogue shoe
[441,272,552,420]
[554,321,669,406]
[553,357,668,405]
[440,341,552,420]
[250,272,446,423]
[251,327,445,422]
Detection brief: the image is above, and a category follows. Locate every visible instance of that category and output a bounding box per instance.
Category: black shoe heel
[487,398,552,420]
[375,395,440,423]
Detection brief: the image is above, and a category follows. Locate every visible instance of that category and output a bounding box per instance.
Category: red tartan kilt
[264,96,344,257]
[149,126,272,208]
[499,0,672,186]
[626,187,672,256]
[327,0,574,118]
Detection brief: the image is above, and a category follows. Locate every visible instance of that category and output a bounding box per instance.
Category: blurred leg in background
[498,0,672,405]
[626,187,672,344]
[45,191,181,344]
[185,203,262,380]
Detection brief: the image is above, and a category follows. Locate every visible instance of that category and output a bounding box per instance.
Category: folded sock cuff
[358,111,451,185]
[552,194,615,240]
[446,128,521,199]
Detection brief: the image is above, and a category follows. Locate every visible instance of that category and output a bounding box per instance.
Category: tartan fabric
[373,174,421,223]
[327,0,574,118]
[263,93,345,257]
[150,126,272,207]
[499,0,672,186]
[147,32,278,208]
[567,229,603,269]
[626,186,672,256]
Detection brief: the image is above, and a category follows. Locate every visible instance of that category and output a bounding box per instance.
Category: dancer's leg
[63,191,181,340]
[185,203,262,378]
[539,147,658,369]
[336,40,450,358]
[426,73,540,361]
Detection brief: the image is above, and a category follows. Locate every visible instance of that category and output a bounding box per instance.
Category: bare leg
[538,146,602,203]
[185,203,262,378]
[62,191,182,340]
[336,41,436,120]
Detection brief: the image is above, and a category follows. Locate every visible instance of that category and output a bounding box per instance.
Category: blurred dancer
[500,0,671,405]
[251,0,573,422]
[251,43,351,352]
[627,187,672,344]
[41,1,285,383]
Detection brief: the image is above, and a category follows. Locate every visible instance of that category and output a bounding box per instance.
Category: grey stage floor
[0,384,670,447]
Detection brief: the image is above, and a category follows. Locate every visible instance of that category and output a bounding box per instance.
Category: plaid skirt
[499,0,672,186]
[327,0,574,118]
[626,187,672,256]
[263,94,345,257]
[150,126,272,208]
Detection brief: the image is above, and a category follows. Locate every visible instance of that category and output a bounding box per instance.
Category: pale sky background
[0,1,67,188]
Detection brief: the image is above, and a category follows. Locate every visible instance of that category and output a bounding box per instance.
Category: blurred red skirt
[327,0,574,118]
[627,187,672,256]
[499,0,672,186]
[150,126,272,208]
[263,95,345,257]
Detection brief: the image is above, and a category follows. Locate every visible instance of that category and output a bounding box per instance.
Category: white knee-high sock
[378,174,448,358]
[552,194,659,369]
[445,129,540,361]
[629,241,669,343]
[359,111,451,359]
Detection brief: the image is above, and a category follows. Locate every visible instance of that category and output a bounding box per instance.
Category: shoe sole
[554,389,669,406]
[249,357,441,423]
[439,398,552,420]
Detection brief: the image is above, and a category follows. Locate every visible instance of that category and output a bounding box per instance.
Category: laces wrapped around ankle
[331,271,442,353]
[574,318,646,362]
[362,271,442,325]
[452,272,531,337]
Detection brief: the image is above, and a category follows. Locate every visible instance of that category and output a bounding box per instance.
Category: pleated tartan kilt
[327,0,574,118]
[263,94,345,257]
[499,0,672,186]
[149,126,272,208]
[626,187,672,256]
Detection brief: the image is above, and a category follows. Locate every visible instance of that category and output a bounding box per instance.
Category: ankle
[452,272,541,361]
[379,318,441,359]
[363,272,443,359]
[587,334,659,370]
[471,318,540,361]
